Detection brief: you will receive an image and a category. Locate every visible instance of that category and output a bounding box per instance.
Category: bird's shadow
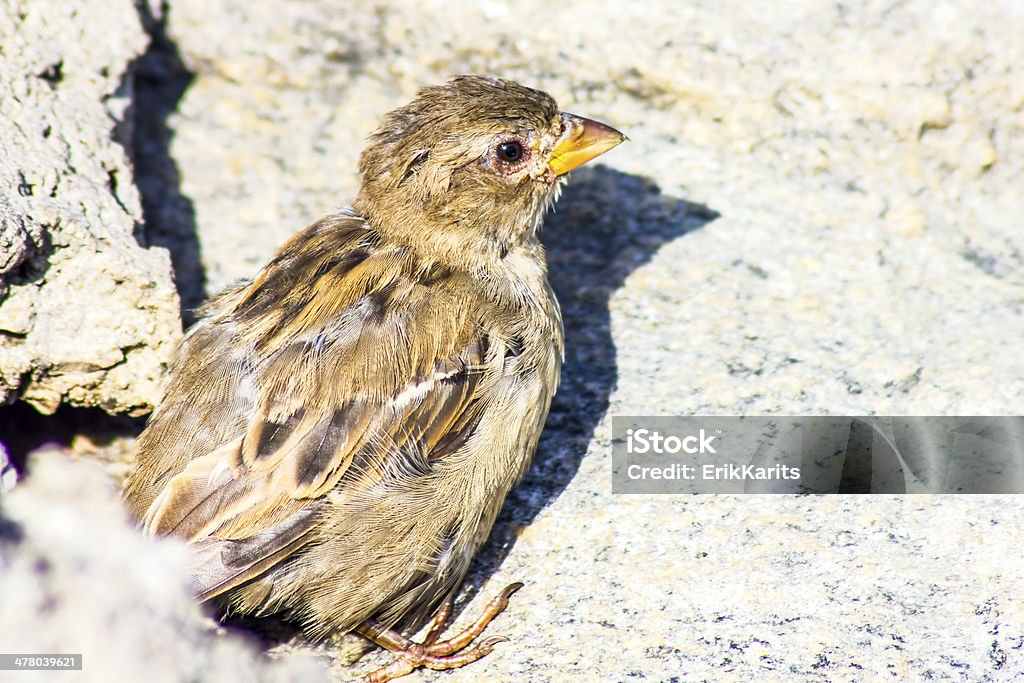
[457,165,719,607]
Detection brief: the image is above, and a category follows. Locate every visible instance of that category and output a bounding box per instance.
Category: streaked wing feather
[136,213,489,603]
[141,337,487,602]
[188,505,321,602]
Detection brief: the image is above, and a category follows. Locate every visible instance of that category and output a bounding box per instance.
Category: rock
[0,1,181,416]
[0,450,326,682]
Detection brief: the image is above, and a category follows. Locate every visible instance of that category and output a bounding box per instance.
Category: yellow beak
[547,113,627,176]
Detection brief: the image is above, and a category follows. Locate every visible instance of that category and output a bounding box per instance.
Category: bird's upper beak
[547,113,627,176]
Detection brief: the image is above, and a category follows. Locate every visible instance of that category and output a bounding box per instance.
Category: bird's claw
[357,582,523,683]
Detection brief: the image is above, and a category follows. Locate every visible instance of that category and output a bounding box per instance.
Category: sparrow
[123,74,625,682]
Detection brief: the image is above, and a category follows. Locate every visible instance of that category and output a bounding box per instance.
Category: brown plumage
[123,75,624,679]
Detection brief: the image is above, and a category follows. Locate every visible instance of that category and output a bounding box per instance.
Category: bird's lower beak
[547,113,627,176]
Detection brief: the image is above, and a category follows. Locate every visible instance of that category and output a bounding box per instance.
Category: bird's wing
[133,214,501,601]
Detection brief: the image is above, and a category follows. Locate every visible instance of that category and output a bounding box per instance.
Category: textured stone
[0,1,180,416]
[0,451,326,683]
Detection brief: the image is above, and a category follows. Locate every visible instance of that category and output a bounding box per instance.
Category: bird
[122,74,625,682]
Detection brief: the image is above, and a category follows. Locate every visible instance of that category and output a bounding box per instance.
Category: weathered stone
[0,451,326,682]
[0,1,181,416]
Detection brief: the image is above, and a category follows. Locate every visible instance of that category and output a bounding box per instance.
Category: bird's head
[354,75,625,266]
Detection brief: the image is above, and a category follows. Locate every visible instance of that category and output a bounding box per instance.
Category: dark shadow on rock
[0,402,144,475]
[0,217,54,301]
[458,165,719,607]
[130,2,204,322]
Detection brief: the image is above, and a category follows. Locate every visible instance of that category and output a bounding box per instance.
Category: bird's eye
[496,141,524,163]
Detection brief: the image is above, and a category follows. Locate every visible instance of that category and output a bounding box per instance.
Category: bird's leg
[420,594,454,647]
[356,582,524,683]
